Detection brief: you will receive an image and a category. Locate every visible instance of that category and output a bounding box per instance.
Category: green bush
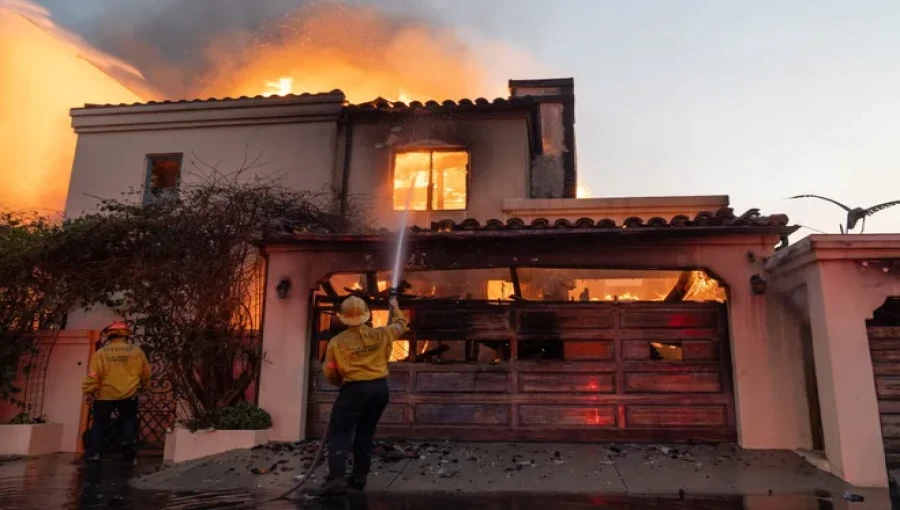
[8,412,45,425]
[213,402,272,430]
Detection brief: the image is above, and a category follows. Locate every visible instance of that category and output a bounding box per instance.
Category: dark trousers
[87,397,139,457]
[327,378,389,481]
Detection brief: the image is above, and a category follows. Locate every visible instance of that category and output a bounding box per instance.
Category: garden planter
[163,427,270,464]
[0,423,64,456]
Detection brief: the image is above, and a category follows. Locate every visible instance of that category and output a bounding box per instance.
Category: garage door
[308,301,735,443]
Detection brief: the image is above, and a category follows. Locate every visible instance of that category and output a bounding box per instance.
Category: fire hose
[268,411,333,501]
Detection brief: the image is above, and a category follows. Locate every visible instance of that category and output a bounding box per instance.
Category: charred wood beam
[415,343,450,362]
[664,271,695,302]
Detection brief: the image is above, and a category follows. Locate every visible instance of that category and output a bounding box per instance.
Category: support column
[258,250,314,443]
[723,270,782,448]
[714,255,812,451]
[805,262,887,487]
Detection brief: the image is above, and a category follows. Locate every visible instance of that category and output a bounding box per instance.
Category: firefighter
[316,293,408,495]
[81,321,151,463]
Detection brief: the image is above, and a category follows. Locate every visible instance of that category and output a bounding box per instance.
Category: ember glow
[0,0,147,212]
[197,2,505,103]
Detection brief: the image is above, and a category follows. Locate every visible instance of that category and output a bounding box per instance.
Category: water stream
[390,173,422,290]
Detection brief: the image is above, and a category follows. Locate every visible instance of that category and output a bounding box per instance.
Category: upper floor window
[393,149,468,211]
[144,154,182,204]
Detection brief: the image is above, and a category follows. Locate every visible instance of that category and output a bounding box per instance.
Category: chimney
[509,78,576,199]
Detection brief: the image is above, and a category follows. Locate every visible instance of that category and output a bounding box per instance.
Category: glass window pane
[393,152,430,211]
[149,156,181,190]
[431,151,468,211]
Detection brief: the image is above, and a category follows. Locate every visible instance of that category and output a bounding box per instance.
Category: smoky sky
[33,0,445,99]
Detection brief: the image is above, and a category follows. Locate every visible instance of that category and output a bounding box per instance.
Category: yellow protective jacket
[81,339,151,401]
[324,306,408,386]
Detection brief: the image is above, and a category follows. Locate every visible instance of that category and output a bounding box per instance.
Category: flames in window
[393,150,468,211]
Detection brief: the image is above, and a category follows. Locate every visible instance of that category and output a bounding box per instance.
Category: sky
[28,0,900,235]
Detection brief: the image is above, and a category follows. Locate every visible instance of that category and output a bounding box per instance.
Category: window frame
[143,153,184,204]
[391,147,470,212]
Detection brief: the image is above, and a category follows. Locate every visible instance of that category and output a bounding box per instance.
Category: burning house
[55,78,900,489]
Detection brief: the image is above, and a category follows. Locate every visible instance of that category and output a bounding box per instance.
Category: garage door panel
[519,372,615,393]
[309,301,734,442]
[627,406,728,427]
[519,308,615,330]
[415,371,508,393]
[415,404,509,425]
[563,341,615,360]
[624,372,722,393]
[621,308,720,329]
[519,405,617,427]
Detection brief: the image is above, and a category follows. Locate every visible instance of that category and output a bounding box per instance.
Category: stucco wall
[766,234,900,487]
[65,122,339,216]
[345,115,531,229]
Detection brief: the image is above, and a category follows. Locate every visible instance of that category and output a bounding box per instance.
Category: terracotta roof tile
[406,208,791,234]
[79,91,537,115]
[270,208,796,244]
[81,90,345,109]
[343,95,535,115]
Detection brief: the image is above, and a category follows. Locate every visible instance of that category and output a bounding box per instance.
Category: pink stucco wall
[258,231,806,450]
[767,234,900,488]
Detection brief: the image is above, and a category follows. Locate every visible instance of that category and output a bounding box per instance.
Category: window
[144,154,182,203]
[393,150,468,211]
[516,268,726,303]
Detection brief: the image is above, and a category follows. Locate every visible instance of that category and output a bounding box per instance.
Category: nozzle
[388,287,399,298]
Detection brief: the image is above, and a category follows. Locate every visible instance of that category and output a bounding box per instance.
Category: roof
[268,208,796,245]
[415,208,789,232]
[343,95,536,116]
[79,90,346,110]
[77,90,537,116]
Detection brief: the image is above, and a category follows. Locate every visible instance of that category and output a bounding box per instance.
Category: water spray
[389,172,423,293]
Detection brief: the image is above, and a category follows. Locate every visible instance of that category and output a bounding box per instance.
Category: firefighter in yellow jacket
[81,321,151,463]
[316,294,408,495]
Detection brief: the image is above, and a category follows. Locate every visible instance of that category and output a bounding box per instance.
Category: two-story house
[62,78,898,488]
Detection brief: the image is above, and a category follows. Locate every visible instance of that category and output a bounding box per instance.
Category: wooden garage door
[868,325,900,467]
[308,301,735,443]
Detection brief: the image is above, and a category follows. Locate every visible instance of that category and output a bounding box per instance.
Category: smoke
[35,0,536,101]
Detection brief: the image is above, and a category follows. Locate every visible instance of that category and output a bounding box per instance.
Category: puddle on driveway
[0,454,888,509]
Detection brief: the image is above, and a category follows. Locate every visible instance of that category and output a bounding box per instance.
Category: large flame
[0,1,147,212]
[196,3,506,103]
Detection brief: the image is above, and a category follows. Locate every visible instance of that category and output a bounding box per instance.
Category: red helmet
[102,321,131,339]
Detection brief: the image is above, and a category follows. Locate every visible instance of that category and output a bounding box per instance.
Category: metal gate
[308,300,735,443]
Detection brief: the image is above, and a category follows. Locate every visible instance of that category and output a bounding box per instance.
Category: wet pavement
[0,453,893,509]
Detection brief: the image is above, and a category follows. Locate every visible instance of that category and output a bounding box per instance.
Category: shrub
[8,412,46,425]
[212,402,272,430]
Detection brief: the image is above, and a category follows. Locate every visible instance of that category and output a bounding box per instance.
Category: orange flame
[197,2,507,103]
[0,1,147,212]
